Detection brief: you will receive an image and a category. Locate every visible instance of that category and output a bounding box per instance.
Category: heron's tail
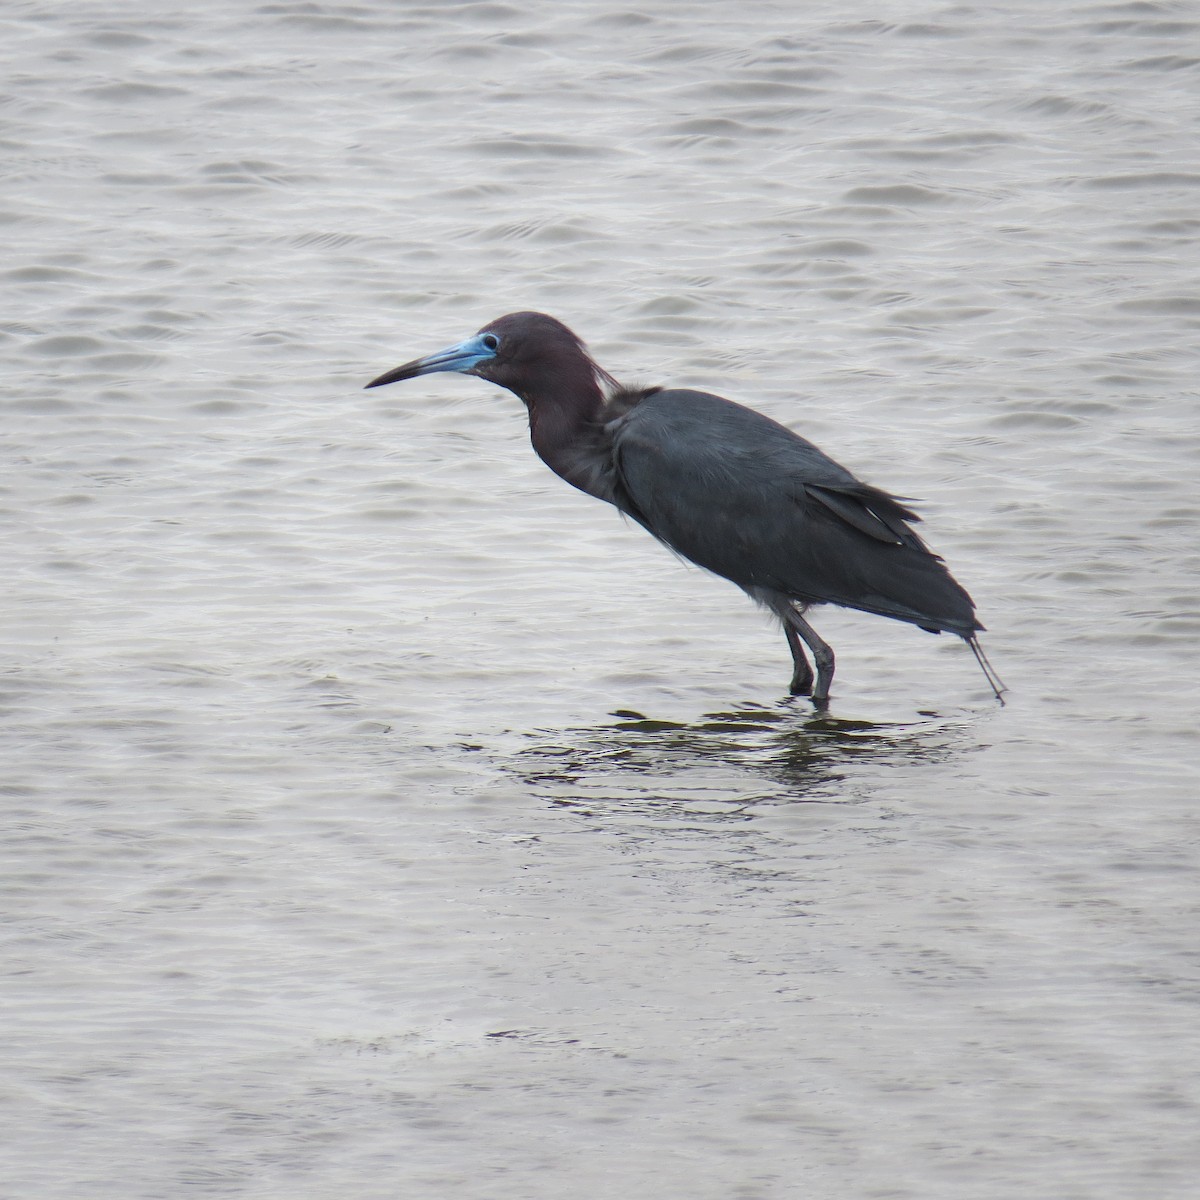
[967,635,1007,704]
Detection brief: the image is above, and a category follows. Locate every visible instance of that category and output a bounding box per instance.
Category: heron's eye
[481,333,500,352]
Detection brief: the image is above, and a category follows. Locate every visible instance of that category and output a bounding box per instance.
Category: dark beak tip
[364,365,411,390]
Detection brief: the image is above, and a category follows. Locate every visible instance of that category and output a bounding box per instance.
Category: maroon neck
[518,366,616,505]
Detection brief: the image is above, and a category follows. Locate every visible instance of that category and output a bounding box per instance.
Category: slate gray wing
[609,389,980,635]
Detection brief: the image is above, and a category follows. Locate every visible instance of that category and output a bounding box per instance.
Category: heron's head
[365,312,612,402]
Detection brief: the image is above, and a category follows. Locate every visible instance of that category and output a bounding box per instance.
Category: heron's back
[610,389,981,637]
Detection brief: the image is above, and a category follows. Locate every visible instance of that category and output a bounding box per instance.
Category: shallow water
[3,1,1199,1197]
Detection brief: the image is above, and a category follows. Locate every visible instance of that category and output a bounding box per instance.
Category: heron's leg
[779,606,835,706]
[784,625,814,696]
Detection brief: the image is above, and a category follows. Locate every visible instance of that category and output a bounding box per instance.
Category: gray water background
[3,1,1199,1196]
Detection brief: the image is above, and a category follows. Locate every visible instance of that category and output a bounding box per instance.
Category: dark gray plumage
[365,311,1004,705]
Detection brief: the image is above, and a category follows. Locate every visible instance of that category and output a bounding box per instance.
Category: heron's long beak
[364,333,497,389]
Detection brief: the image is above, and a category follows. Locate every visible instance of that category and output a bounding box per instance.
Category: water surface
[2,2,1198,1197]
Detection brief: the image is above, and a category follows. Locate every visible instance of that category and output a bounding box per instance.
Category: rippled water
[3,1,1198,1197]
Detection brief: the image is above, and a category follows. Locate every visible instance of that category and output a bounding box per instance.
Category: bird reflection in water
[505,703,971,815]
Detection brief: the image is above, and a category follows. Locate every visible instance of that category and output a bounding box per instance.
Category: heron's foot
[788,666,814,696]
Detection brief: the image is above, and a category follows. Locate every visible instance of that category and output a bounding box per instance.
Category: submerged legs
[783,625,815,696]
[753,590,835,705]
[779,604,835,706]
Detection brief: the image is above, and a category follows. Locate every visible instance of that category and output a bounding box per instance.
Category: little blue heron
[366,311,1004,705]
